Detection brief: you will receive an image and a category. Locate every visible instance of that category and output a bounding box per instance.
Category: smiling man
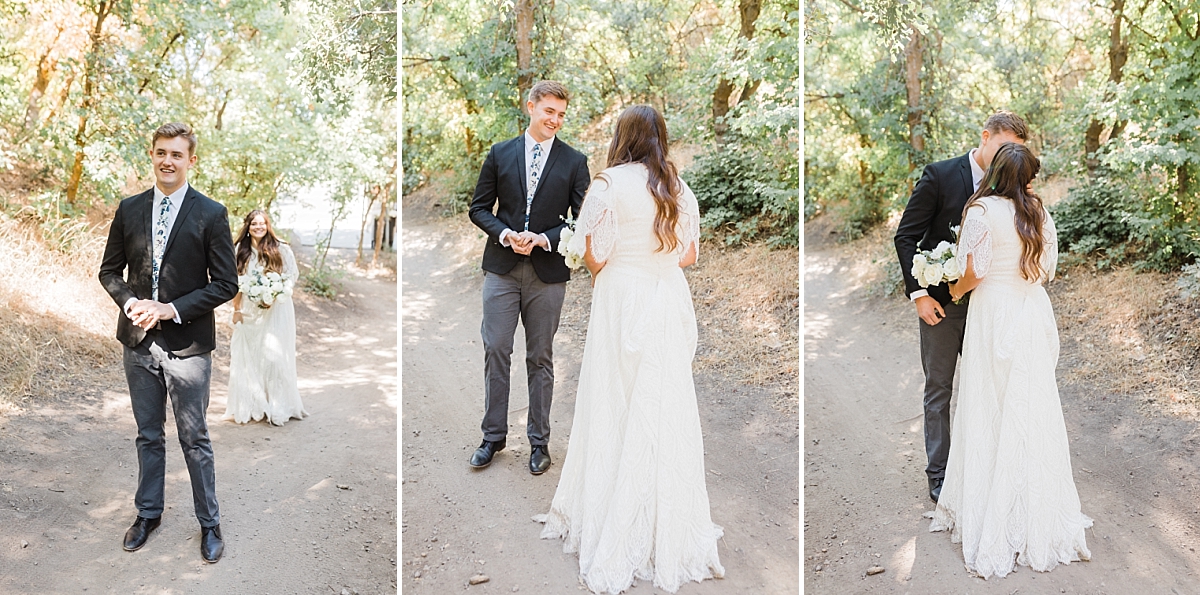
[99,122,237,563]
[467,80,590,475]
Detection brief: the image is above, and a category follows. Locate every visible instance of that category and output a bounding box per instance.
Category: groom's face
[150,136,197,193]
[526,95,567,143]
[978,128,1025,169]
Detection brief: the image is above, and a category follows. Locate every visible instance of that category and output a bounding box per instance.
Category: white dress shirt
[910,150,986,302]
[124,182,188,322]
[499,132,555,251]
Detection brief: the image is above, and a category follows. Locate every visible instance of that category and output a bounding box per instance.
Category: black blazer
[468,135,589,284]
[99,186,238,356]
[894,153,975,306]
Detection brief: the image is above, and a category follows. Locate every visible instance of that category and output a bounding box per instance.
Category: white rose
[558,228,574,256]
[911,257,928,287]
[922,261,945,287]
[942,256,961,281]
[932,241,953,260]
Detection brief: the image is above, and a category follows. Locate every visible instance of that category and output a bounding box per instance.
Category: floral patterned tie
[152,194,171,301]
[524,142,542,231]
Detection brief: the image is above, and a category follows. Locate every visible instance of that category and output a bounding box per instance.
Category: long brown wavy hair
[600,104,682,253]
[235,209,284,275]
[962,142,1046,282]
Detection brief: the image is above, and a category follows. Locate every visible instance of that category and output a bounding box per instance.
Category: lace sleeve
[568,176,618,262]
[281,243,299,292]
[678,179,701,262]
[1042,208,1058,282]
[956,208,992,279]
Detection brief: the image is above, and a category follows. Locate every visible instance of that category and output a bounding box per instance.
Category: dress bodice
[568,163,701,274]
[957,195,1058,294]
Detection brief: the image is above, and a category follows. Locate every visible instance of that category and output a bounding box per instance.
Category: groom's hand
[518,231,549,251]
[129,300,175,330]
[914,295,945,326]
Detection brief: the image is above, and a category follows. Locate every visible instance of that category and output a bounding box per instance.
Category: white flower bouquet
[557,216,586,270]
[238,269,290,309]
[911,225,963,289]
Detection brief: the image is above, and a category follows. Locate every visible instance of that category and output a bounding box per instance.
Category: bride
[223,209,307,426]
[536,105,724,593]
[932,142,1091,578]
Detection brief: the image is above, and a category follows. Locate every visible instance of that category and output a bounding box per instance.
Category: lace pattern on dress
[677,183,701,261]
[1041,209,1058,283]
[957,215,992,279]
[570,181,618,263]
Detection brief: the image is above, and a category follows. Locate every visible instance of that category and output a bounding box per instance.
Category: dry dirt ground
[400,201,800,594]
[1,247,397,594]
[804,222,1200,594]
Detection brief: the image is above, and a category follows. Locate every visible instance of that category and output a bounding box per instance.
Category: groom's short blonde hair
[528,81,570,105]
[984,111,1029,141]
[152,122,198,155]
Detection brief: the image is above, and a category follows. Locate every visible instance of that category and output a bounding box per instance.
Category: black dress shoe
[529,445,551,475]
[201,525,224,563]
[122,516,161,552]
[929,477,944,503]
[470,439,506,469]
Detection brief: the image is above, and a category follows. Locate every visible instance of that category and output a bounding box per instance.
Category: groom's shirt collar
[968,148,985,192]
[153,181,190,208]
[524,131,555,161]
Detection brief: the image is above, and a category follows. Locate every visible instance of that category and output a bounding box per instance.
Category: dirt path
[2,249,397,594]
[803,234,1200,594]
[400,204,799,594]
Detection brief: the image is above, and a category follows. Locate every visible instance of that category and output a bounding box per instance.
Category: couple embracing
[467,80,724,593]
[895,112,1093,578]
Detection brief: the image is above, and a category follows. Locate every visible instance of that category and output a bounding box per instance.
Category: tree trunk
[66,0,114,204]
[372,197,389,267]
[712,0,761,140]
[25,28,64,131]
[357,187,378,267]
[904,27,924,168]
[515,0,534,117]
[1085,0,1128,178]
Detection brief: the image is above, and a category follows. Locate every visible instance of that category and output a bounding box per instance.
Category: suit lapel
[531,137,563,202]
[163,187,198,259]
[141,190,155,263]
[515,136,529,199]
[958,153,973,200]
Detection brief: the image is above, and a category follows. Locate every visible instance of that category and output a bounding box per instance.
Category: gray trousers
[480,259,566,446]
[919,300,968,481]
[123,331,220,527]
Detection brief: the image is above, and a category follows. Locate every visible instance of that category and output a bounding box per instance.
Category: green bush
[686,135,798,247]
[1051,176,1200,271]
[1049,177,1136,269]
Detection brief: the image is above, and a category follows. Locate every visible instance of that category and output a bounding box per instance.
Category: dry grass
[0,213,122,410]
[689,243,799,413]
[1051,266,1200,418]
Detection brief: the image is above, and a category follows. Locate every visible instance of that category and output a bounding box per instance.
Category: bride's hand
[233,311,243,325]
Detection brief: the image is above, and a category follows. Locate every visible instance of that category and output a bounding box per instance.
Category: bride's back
[590,162,698,271]
[966,195,1056,290]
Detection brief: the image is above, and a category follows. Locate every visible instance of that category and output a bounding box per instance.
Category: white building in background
[273,182,395,251]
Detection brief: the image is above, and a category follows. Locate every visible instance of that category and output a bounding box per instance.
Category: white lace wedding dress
[536,163,724,594]
[223,243,308,426]
[929,195,1091,578]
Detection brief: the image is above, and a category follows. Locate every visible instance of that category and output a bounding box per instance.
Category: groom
[99,122,237,562]
[894,111,1028,503]
[467,80,590,475]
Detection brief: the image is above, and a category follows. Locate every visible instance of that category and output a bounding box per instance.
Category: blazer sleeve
[468,145,507,240]
[546,153,590,252]
[98,201,136,309]
[172,204,238,321]
[895,164,941,298]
